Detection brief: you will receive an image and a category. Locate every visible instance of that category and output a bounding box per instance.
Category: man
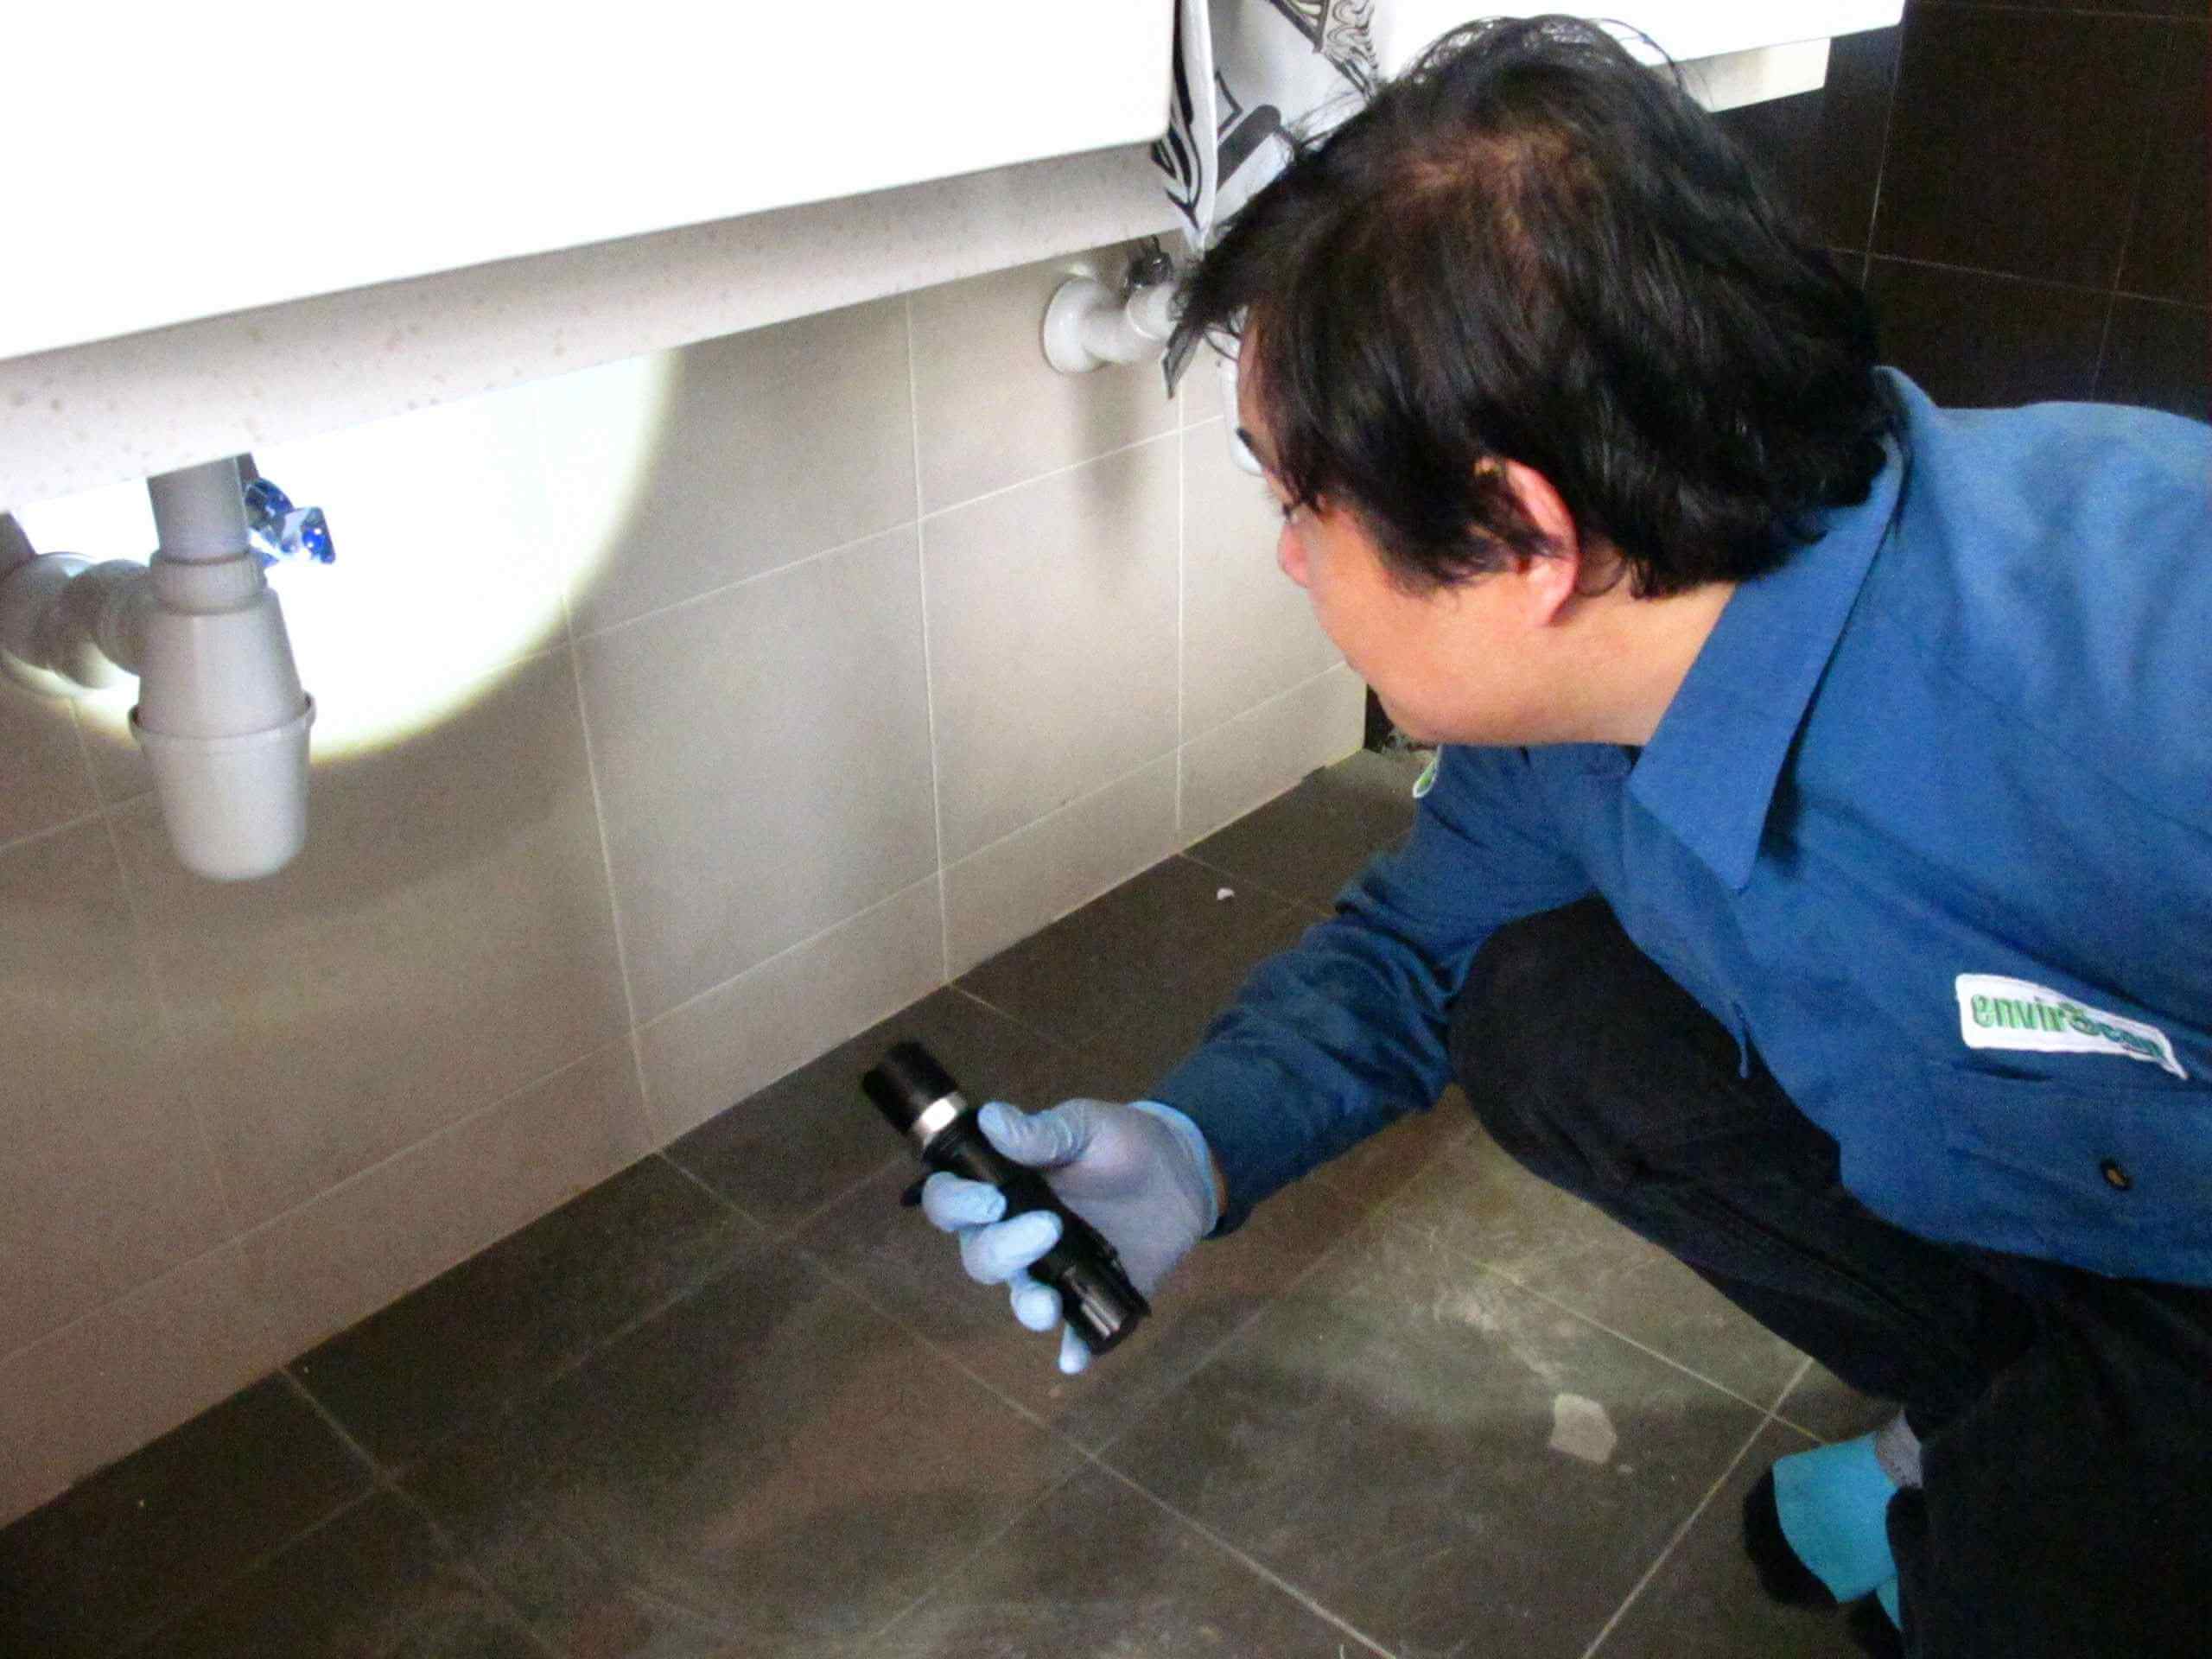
[922,16,2212,1657]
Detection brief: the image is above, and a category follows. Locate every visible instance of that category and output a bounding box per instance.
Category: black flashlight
[861,1040,1148,1357]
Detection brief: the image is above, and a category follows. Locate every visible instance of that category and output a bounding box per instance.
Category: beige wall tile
[244,382,576,760]
[1180,419,1343,741]
[0,819,232,1355]
[577,527,937,1025]
[1179,340,1237,430]
[944,754,1179,977]
[0,692,96,848]
[911,241,1180,513]
[115,648,630,1229]
[0,1245,284,1529]
[1178,664,1368,844]
[566,300,917,637]
[240,1041,653,1360]
[73,696,149,811]
[638,875,944,1142]
[925,441,1179,864]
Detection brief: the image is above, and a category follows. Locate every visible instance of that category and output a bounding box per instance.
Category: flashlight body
[862,1042,1149,1357]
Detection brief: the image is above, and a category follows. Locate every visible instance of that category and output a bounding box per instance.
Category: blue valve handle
[241,477,334,568]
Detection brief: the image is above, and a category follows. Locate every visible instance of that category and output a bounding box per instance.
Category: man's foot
[1740,1430,1900,1605]
[1844,1593,1905,1658]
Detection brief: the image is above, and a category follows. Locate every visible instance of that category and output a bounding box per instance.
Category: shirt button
[2101,1160,2133,1192]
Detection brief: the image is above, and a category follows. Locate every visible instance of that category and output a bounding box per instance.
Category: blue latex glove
[920,1097,1219,1374]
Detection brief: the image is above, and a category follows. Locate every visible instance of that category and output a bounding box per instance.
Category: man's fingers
[1007,1272,1062,1332]
[957,1210,1063,1285]
[977,1101,1090,1170]
[920,1172,1005,1231]
[1058,1325,1092,1375]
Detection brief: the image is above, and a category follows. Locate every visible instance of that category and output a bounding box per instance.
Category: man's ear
[1497,459,1582,626]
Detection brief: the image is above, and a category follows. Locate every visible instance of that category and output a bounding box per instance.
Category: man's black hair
[1170,15,1897,598]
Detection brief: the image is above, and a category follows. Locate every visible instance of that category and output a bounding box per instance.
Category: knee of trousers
[1446,900,1619,1180]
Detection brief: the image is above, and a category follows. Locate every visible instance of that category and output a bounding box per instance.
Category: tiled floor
[2,748,1893,1658]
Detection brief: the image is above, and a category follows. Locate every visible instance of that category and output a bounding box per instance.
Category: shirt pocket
[1929,1064,2212,1264]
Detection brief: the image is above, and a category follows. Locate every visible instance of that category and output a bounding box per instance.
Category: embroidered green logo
[1955,974,2188,1079]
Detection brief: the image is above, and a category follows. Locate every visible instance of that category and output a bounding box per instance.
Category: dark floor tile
[867,1463,1369,1658]
[406,1245,1080,1658]
[1103,1222,1766,1659]
[1382,1126,1808,1414]
[1049,899,1321,1104]
[1774,1357,1904,1446]
[128,1492,546,1659]
[1185,747,1428,910]
[1869,258,2110,406]
[0,1376,372,1658]
[959,855,1310,1051]
[666,985,1073,1234]
[2097,296,2211,421]
[1595,1420,1874,1659]
[1874,8,2167,289]
[2120,23,2209,305]
[290,1156,760,1471]
[1718,23,1900,252]
[798,1142,1365,1453]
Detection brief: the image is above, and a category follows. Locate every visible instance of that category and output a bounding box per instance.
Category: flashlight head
[861,1040,963,1141]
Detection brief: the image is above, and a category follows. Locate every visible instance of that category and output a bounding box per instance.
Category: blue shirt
[1160,372,2212,1284]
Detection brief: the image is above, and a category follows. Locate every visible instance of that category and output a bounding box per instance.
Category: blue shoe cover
[1772,1432,1899,1604]
[1875,1576,1902,1630]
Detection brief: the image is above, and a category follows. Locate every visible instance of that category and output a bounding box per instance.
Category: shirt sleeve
[1154,744,1595,1232]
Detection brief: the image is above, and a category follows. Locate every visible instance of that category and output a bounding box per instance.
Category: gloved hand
[920,1097,1219,1374]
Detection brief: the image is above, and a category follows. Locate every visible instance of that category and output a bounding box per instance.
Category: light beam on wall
[10,355,676,761]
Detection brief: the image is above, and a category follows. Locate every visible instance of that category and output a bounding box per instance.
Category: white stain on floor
[1548,1393,1618,1465]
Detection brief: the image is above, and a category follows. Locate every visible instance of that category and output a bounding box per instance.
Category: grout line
[939,747,1179,881]
[628,870,944,1037]
[562,628,644,1046]
[652,1146,750,1215]
[1859,10,1907,259]
[944,979,1083,1058]
[229,1038,640,1260]
[917,427,1180,526]
[0,802,107,861]
[1177,844,1317,912]
[1366,1202,1802,1426]
[569,517,917,646]
[802,1183,1390,1653]
[771,1151,914,1242]
[385,1482,569,1658]
[1864,249,2118,299]
[1764,1351,1855,1445]
[2110,289,2212,311]
[276,1373,568,1658]
[1085,1456,1404,1658]
[857,1445,1097,1646]
[1578,1412,1772,1658]
[2092,34,2173,397]
[278,1365,391,1479]
[905,294,954,987]
[1174,397,1189,843]
[72,716,266,1310]
[2090,292,2125,399]
[111,1487,386,1657]
[1771,1351,1819,1418]
[1081,1202,1376,1466]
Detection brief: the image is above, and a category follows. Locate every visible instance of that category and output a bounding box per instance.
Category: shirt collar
[1627,416,1910,892]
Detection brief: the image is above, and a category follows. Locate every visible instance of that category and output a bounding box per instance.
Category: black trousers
[1446,897,2212,1659]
